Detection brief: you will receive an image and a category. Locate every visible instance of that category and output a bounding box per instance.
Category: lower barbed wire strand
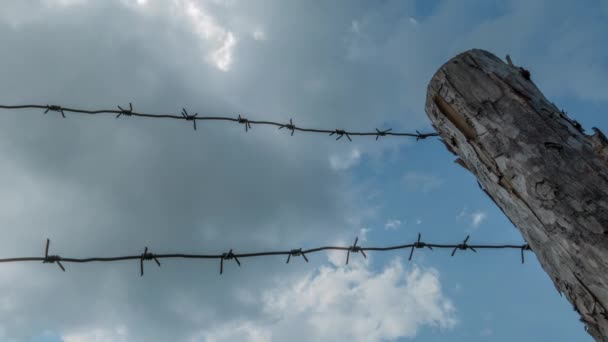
[0,236,532,274]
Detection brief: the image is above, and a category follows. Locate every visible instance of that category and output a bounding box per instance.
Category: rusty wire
[0,236,532,276]
[0,104,438,140]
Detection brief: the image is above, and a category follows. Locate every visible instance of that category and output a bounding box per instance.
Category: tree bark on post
[425,49,608,341]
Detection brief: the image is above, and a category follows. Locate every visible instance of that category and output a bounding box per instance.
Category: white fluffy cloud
[471,211,487,228]
[384,219,402,230]
[197,259,456,342]
[457,208,488,231]
[329,148,362,171]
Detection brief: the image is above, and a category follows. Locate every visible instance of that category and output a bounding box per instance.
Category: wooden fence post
[425,49,608,341]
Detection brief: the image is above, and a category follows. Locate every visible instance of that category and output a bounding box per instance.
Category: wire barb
[330,129,352,141]
[451,235,476,256]
[116,102,133,118]
[220,249,240,274]
[409,233,433,261]
[237,115,252,132]
[521,244,531,264]
[375,128,392,141]
[415,130,435,141]
[44,105,65,118]
[286,248,309,264]
[140,246,161,276]
[42,239,65,271]
[346,237,366,265]
[278,119,296,136]
[181,108,198,131]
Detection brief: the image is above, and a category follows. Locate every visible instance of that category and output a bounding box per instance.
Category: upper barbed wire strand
[0,104,438,140]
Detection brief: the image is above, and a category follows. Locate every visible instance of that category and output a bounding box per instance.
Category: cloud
[358,227,371,241]
[63,326,129,342]
[471,211,487,228]
[252,28,266,41]
[384,219,402,230]
[173,0,237,71]
[329,148,362,171]
[402,172,443,193]
[0,1,380,340]
[198,259,456,342]
[457,208,488,230]
[190,321,271,342]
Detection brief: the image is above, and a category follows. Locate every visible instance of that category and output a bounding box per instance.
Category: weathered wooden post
[425,49,608,341]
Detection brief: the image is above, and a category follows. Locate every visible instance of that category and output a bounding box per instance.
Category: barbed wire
[0,104,438,141]
[0,234,532,276]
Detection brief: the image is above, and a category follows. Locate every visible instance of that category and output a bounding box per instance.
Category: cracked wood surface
[425,49,608,341]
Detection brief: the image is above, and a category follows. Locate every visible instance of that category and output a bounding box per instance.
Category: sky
[0,0,607,341]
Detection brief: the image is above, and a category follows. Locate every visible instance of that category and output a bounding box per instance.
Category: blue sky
[1,0,607,341]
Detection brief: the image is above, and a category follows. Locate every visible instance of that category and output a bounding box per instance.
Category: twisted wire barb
[220,249,240,275]
[140,246,161,276]
[0,104,438,141]
[0,234,532,276]
[286,248,308,264]
[42,239,65,271]
[409,233,433,261]
[451,235,476,256]
[346,236,366,265]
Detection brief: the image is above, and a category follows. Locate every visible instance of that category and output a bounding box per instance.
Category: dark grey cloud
[0,1,383,340]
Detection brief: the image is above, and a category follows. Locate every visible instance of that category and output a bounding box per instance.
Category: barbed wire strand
[0,104,438,141]
[0,235,532,276]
